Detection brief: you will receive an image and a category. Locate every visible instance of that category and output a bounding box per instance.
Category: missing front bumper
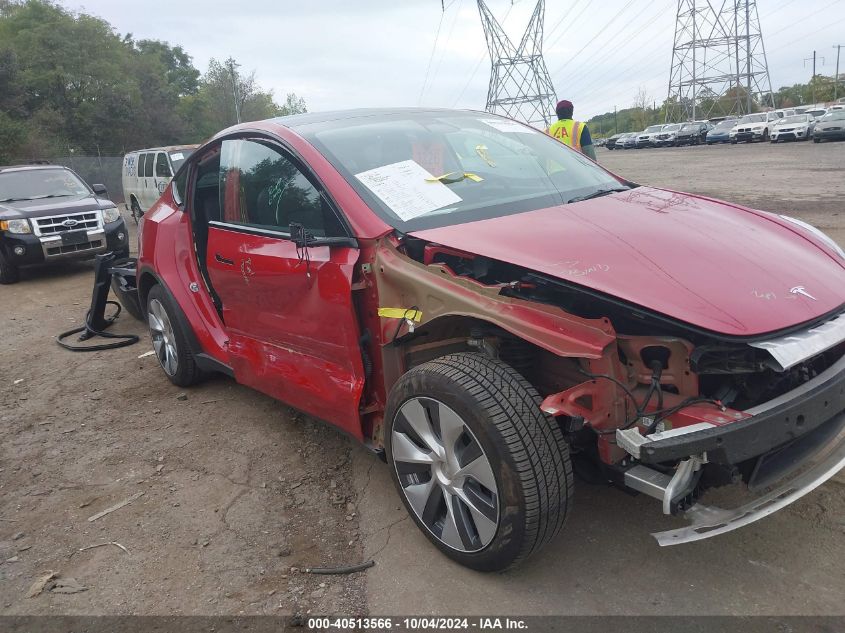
[652,412,845,545]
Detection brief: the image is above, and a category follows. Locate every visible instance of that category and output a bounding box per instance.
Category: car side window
[217,139,345,238]
[143,153,154,178]
[156,152,171,178]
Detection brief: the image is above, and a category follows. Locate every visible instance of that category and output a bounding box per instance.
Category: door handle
[215,253,235,266]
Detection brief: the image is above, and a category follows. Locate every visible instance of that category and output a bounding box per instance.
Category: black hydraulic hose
[56,301,140,352]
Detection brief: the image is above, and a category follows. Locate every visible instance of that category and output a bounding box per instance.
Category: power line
[418,7,447,105]
[544,0,586,45]
[424,0,465,104]
[545,0,596,57]
[549,0,638,79]
[562,0,675,98]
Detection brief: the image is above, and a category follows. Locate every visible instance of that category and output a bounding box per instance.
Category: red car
[133,109,845,571]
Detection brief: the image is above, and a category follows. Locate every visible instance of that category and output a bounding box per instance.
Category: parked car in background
[0,164,128,284]
[730,112,779,143]
[122,145,198,223]
[605,133,625,150]
[636,124,665,148]
[813,110,845,142]
[618,132,639,149]
[122,108,845,572]
[653,123,683,147]
[705,119,737,144]
[770,114,813,142]
[675,122,712,146]
[804,107,827,120]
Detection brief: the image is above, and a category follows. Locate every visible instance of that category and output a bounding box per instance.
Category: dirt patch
[0,244,369,615]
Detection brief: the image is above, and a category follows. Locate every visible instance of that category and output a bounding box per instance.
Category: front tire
[0,250,20,284]
[146,284,204,387]
[130,199,143,225]
[385,352,573,572]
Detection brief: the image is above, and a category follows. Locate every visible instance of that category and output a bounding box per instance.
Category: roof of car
[270,107,487,130]
[125,144,200,155]
[0,164,67,173]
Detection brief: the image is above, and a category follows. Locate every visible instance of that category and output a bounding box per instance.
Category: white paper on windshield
[354,160,462,221]
[170,152,184,160]
[480,118,539,134]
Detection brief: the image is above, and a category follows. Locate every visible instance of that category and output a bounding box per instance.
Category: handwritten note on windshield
[355,160,462,222]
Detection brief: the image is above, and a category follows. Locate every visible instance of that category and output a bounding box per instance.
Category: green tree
[0,1,306,160]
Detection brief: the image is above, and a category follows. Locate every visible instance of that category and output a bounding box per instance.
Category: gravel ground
[1,138,843,617]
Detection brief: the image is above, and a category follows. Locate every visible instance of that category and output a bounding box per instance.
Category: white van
[122,145,198,223]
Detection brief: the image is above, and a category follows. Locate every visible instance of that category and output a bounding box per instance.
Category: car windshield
[663,124,682,132]
[780,115,809,124]
[0,168,89,202]
[644,125,663,133]
[679,123,697,131]
[302,112,627,231]
[169,149,194,171]
[807,110,826,118]
[822,111,845,121]
[714,120,737,130]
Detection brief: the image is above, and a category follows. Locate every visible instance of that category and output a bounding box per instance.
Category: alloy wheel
[148,298,178,376]
[391,397,499,553]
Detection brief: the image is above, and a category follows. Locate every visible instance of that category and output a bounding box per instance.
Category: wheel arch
[137,266,233,377]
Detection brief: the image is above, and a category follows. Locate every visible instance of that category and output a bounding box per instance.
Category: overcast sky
[61,0,845,121]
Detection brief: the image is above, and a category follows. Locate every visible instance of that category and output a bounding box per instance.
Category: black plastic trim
[639,359,845,465]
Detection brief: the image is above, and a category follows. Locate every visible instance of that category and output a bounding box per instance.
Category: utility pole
[804,52,824,104]
[835,44,843,101]
[614,105,618,134]
[227,58,242,124]
[745,0,751,112]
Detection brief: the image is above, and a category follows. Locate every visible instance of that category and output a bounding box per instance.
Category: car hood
[410,187,845,338]
[0,194,113,220]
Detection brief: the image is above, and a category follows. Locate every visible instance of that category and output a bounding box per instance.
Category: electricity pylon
[666,0,774,122]
[477,0,557,128]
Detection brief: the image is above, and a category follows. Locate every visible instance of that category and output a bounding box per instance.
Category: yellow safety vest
[547,118,584,151]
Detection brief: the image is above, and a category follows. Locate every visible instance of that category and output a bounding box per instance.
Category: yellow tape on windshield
[425,172,484,184]
[378,308,423,322]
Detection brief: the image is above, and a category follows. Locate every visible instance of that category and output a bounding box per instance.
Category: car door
[154,152,172,200]
[202,137,366,438]
[138,153,154,210]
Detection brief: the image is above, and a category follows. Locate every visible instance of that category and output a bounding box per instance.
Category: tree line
[0,0,306,164]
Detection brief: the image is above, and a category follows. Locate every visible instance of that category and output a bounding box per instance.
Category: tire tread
[406,352,573,569]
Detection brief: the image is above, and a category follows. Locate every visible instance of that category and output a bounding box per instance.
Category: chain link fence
[12,155,125,204]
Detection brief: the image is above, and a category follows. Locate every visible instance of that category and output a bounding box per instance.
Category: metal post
[691,4,697,121]
[835,45,842,101]
[614,105,618,134]
[228,59,241,125]
[745,0,751,112]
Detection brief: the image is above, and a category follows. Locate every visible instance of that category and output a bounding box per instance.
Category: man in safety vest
[546,99,597,162]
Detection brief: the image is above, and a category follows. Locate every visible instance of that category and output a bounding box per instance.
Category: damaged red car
[128,109,845,571]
